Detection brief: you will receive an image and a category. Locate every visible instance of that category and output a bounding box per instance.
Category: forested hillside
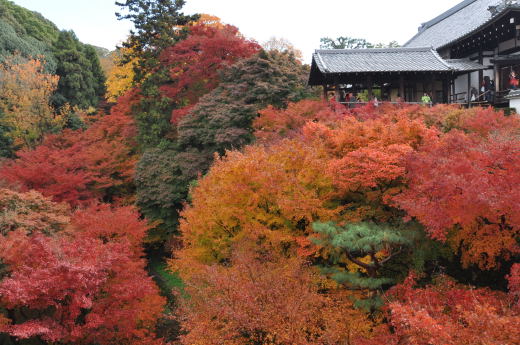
[0,1,519,344]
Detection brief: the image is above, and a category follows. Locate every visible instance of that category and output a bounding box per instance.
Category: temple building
[309,0,520,106]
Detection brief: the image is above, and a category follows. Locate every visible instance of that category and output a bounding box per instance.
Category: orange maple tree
[178,243,370,345]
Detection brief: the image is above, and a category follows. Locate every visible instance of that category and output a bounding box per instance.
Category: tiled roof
[312,47,453,73]
[405,0,513,49]
[444,58,490,70]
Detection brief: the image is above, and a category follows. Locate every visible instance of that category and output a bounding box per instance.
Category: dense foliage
[135,38,312,241]
[173,102,520,343]
[52,31,106,109]
[0,190,165,345]
[0,1,519,343]
[0,0,59,72]
[0,56,61,150]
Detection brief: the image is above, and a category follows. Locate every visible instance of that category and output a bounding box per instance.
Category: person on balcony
[421,92,432,105]
[509,71,518,89]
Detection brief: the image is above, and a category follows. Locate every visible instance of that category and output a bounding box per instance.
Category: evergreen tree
[115,0,197,83]
[312,221,418,310]
[52,31,106,109]
[0,108,14,158]
[84,45,107,101]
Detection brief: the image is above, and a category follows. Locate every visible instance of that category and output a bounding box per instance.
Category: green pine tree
[312,221,418,310]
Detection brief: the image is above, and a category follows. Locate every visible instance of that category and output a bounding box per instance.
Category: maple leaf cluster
[0,90,138,207]
[0,189,165,344]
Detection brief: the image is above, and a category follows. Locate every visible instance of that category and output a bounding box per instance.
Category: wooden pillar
[442,76,449,103]
[335,83,341,102]
[430,74,436,103]
[494,60,500,93]
[449,76,457,103]
[322,84,328,100]
[399,74,405,101]
[467,72,472,107]
[367,75,373,100]
[478,50,484,99]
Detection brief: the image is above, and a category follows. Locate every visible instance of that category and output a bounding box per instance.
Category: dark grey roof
[405,0,509,49]
[312,47,453,73]
[444,58,490,71]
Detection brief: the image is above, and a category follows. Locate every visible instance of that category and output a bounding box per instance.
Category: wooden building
[310,0,520,106]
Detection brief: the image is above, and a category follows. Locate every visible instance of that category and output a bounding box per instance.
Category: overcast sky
[13,0,463,62]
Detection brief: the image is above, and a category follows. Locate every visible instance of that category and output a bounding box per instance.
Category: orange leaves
[159,23,260,110]
[176,140,337,266]
[178,249,370,345]
[254,100,342,142]
[0,188,69,235]
[0,56,61,148]
[358,274,520,345]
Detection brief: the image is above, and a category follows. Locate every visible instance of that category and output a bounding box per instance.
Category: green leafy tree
[0,108,14,158]
[0,0,59,72]
[52,30,106,109]
[177,50,315,155]
[320,36,373,49]
[135,147,202,241]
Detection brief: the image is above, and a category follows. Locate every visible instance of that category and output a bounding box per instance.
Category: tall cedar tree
[115,0,197,83]
[136,51,316,241]
[52,31,106,109]
[115,1,198,149]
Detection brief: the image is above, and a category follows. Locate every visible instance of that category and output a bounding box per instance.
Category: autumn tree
[356,274,520,345]
[178,244,371,345]
[0,56,61,149]
[173,140,337,270]
[0,103,138,206]
[0,188,69,236]
[254,99,343,143]
[0,190,166,345]
[395,130,520,270]
[136,50,316,240]
[105,46,138,102]
[159,23,260,114]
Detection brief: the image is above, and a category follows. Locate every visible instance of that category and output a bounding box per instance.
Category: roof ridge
[430,48,454,69]
[419,0,478,31]
[315,47,432,54]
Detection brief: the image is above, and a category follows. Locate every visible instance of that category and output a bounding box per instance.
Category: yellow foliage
[0,56,62,148]
[105,47,138,102]
[174,140,340,270]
